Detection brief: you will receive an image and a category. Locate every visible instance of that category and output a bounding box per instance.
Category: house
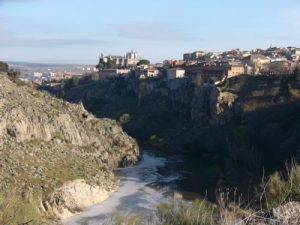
[183,51,206,61]
[164,60,186,68]
[291,55,300,62]
[222,49,243,61]
[228,61,245,78]
[167,68,185,79]
[135,67,159,79]
[243,54,270,74]
[186,61,236,84]
[102,69,130,78]
[294,48,300,56]
[192,51,206,60]
[33,72,43,78]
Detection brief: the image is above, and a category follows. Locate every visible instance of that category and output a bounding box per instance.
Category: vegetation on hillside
[137,59,150,66]
[0,74,139,224]
[0,61,9,72]
[0,60,22,84]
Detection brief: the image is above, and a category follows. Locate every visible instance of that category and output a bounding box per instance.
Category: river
[64,151,181,225]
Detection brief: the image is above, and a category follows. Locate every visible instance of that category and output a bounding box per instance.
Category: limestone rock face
[0,75,140,224]
[211,89,238,125]
[0,75,139,163]
[44,179,114,219]
[190,85,238,125]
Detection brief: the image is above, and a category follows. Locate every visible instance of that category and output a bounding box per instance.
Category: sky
[0,0,300,64]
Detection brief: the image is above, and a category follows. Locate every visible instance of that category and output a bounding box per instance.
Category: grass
[156,199,219,225]
[112,212,145,225]
[0,190,58,225]
[0,141,113,224]
[260,160,300,209]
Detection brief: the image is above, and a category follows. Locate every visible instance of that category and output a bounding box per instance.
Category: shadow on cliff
[41,74,300,200]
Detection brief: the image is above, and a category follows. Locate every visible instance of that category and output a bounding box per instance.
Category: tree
[0,61,9,73]
[294,67,300,77]
[58,89,65,98]
[119,113,131,125]
[291,67,300,83]
[97,58,117,69]
[106,58,117,69]
[8,69,20,81]
[70,76,80,87]
[137,59,150,66]
[64,76,80,90]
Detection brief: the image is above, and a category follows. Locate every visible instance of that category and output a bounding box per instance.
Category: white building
[33,72,43,78]
[135,67,159,79]
[294,48,300,55]
[167,68,185,79]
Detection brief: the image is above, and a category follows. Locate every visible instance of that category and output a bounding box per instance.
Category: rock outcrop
[0,75,140,224]
[43,179,114,219]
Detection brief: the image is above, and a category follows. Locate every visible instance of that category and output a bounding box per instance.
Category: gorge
[1,67,300,224]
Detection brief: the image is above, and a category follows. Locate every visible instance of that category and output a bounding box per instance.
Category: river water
[64,151,180,225]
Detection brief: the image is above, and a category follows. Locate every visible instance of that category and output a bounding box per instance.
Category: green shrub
[157,199,219,225]
[112,212,144,225]
[261,161,300,209]
[0,61,9,73]
[119,113,131,125]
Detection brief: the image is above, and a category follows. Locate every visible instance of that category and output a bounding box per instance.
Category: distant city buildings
[135,65,160,79]
[17,65,98,84]
[182,46,300,84]
[15,46,300,85]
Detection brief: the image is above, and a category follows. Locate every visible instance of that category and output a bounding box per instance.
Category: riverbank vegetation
[111,163,300,224]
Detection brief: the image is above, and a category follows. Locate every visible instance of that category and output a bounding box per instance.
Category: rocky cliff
[0,75,140,224]
[50,73,300,195]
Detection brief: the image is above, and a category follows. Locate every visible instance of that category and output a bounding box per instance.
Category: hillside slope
[0,75,139,224]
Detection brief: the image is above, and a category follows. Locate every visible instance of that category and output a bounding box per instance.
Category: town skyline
[1,0,300,64]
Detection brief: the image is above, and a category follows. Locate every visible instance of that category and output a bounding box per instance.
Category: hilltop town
[97,46,300,82]
[15,46,299,88]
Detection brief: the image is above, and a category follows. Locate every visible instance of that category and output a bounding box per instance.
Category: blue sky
[0,0,300,64]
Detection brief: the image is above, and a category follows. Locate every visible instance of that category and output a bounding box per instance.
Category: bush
[0,61,9,73]
[119,113,131,125]
[8,69,20,80]
[260,161,300,209]
[157,199,219,225]
[112,212,144,225]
